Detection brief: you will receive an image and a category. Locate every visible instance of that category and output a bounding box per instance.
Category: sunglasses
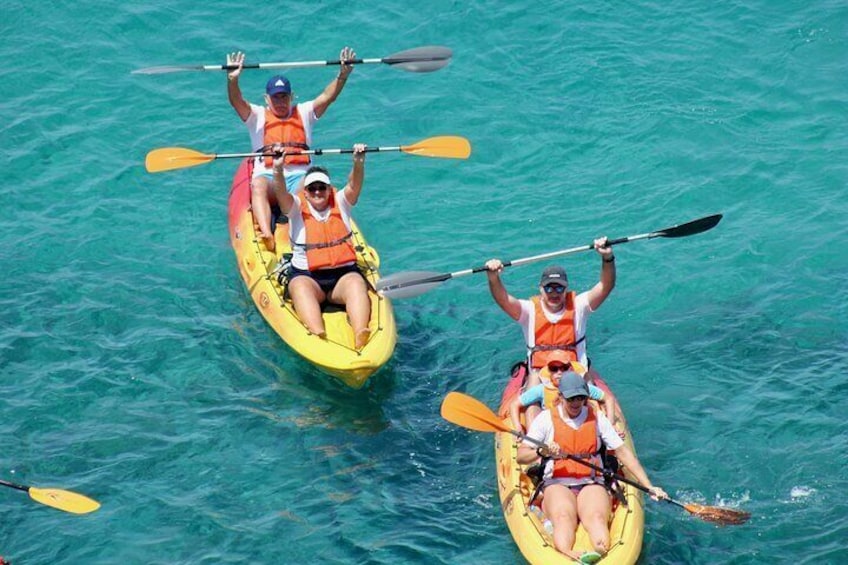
[306,183,329,194]
[565,395,588,403]
[543,284,566,294]
[547,364,569,373]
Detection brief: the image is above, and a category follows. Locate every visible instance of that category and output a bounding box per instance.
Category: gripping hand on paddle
[647,485,669,501]
[594,236,614,261]
[338,46,356,80]
[485,259,504,275]
[226,51,245,80]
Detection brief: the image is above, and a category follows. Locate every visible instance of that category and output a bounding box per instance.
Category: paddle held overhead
[376,214,723,299]
[144,136,471,173]
[1,478,100,515]
[133,45,452,75]
[440,392,750,526]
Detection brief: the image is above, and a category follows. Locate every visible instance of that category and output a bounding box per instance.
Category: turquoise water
[1,1,846,563]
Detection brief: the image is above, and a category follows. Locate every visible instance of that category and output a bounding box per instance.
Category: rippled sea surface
[1,1,846,563]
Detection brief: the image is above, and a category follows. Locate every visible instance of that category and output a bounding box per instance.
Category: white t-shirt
[245,101,317,176]
[524,405,623,482]
[517,292,593,366]
[288,189,354,270]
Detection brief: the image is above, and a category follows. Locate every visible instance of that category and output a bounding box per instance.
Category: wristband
[603,256,615,263]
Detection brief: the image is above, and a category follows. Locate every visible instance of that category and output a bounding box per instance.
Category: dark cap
[266,75,292,95]
[557,371,589,399]
[540,266,568,287]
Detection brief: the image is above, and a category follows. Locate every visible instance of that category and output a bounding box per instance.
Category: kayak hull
[494,367,645,564]
[227,160,397,388]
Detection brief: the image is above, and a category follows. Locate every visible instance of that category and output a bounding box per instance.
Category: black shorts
[288,264,364,294]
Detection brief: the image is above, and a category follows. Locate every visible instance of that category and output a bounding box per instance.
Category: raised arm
[272,154,295,214]
[342,143,366,205]
[584,236,616,311]
[226,51,251,122]
[313,46,355,119]
[485,259,522,320]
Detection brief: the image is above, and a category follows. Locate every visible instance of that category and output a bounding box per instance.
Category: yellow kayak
[227,160,397,388]
[494,365,645,564]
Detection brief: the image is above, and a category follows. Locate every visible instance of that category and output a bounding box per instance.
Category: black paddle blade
[655,214,723,238]
[383,46,452,72]
[375,270,450,299]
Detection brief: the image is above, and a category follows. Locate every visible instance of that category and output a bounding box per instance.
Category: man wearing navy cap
[484,237,616,393]
[225,47,355,252]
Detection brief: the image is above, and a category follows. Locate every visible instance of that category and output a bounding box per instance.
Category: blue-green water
[2,1,846,563]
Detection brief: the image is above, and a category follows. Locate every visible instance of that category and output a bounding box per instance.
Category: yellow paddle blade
[145,147,216,173]
[440,391,510,433]
[29,487,101,514]
[400,136,471,159]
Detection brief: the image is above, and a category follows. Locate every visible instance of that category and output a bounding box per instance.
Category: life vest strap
[529,335,586,353]
[293,231,353,251]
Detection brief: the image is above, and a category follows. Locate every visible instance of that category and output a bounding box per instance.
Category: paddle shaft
[0,479,28,493]
[133,46,452,75]
[196,58,400,72]
[401,235,652,286]
[210,146,405,160]
[377,214,722,297]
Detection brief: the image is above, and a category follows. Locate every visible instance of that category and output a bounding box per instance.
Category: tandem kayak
[494,364,645,564]
[227,160,397,388]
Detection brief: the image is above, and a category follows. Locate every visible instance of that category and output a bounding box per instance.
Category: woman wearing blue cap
[225,46,355,252]
[517,371,667,563]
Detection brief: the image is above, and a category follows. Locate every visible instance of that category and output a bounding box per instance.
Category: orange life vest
[262,107,310,167]
[528,293,584,368]
[551,405,601,479]
[294,190,356,270]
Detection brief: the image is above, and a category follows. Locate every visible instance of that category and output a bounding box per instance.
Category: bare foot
[261,233,276,253]
[354,328,371,349]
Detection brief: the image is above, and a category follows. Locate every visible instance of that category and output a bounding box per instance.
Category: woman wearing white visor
[272,144,371,349]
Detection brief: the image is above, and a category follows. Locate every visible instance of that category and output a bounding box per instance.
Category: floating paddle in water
[145,136,471,173]
[440,391,751,526]
[133,45,452,75]
[1,478,100,515]
[377,214,723,299]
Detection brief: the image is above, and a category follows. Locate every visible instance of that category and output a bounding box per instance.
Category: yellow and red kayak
[494,365,645,564]
[227,160,397,388]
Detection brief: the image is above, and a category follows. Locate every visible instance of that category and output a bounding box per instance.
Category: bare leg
[328,272,371,348]
[525,368,543,427]
[251,176,277,253]
[576,484,612,556]
[288,276,327,337]
[541,484,582,560]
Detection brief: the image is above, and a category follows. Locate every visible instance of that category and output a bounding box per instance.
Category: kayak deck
[227,160,397,388]
[494,367,645,564]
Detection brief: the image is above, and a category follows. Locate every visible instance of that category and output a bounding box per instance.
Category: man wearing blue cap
[226,47,355,252]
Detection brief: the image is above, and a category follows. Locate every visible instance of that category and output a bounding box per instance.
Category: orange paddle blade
[440,392,510,433]
[400,136,471,159]
[145,147,216,173]
[28,487,101,514]
[683,502,750,525]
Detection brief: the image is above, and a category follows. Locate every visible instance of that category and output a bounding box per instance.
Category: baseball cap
[557,371,590,399]
[266,75,292,95]
[540,266,568,287]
